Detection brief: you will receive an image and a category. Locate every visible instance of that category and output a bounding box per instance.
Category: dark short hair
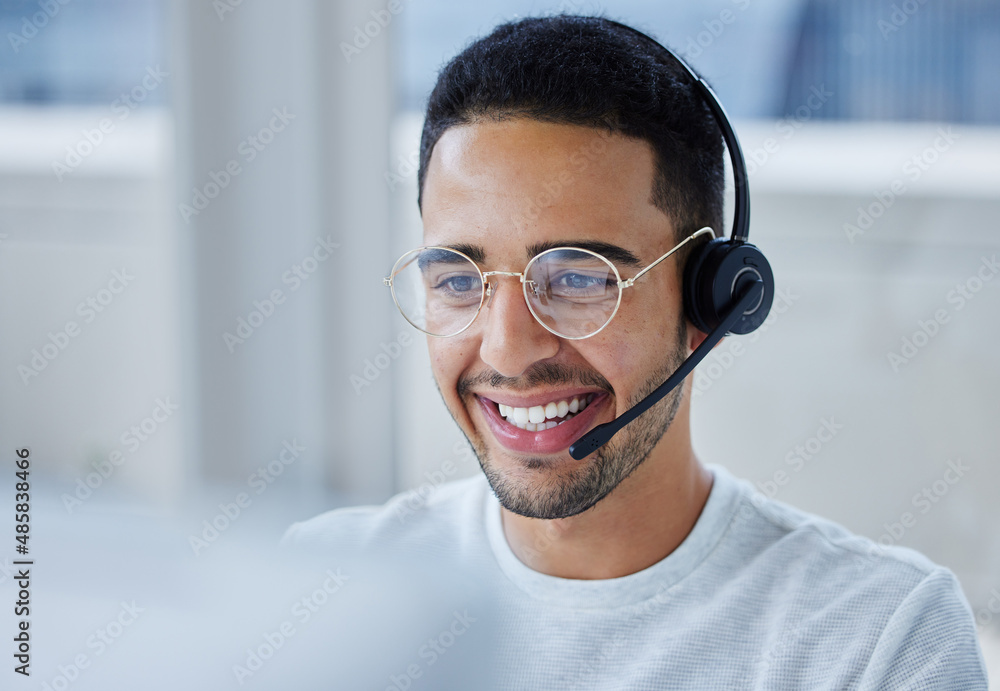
[416,14,726,245]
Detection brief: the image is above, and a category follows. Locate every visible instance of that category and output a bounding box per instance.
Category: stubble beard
[455,323,688,520]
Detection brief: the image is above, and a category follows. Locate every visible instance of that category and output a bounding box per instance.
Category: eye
[548,271,614,299]
[427,271,483,307]
[556,273,603,291]
[435,274,480,293]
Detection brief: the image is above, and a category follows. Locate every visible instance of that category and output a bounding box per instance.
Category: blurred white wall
[0,0,404,512]
[170,0,397,502]
[0,107,186,508]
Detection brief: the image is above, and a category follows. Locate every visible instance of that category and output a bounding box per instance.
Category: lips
[475,391,609,455]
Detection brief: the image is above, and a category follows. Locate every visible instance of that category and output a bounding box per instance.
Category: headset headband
[602,20,750,243]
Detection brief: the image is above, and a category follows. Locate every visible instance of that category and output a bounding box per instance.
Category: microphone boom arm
[568,280,765,460]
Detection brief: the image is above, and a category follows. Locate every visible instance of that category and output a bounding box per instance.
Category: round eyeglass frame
[383,227,715,340]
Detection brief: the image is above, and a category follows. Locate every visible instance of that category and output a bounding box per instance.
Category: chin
[473,434,621,520]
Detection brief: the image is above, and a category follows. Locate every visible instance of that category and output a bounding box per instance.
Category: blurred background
[0,0,998,686]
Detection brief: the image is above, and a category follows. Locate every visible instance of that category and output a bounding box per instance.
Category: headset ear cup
[684,240,775,335]
[683,237,726,334]
[724,243,774,335]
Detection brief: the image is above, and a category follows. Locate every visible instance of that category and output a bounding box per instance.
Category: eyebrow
[526,240,643,267]
[444,240,643,268]
[446,243,487,264]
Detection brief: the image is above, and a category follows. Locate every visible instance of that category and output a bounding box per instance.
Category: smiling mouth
[495,394,596,432]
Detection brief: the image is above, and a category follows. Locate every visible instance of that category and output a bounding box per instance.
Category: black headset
[608,19,774,334]
[569,20,775,459]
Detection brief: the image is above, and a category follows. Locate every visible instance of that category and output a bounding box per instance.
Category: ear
[685,318,718,356]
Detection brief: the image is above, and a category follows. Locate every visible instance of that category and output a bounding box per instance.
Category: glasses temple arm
[620,227,715,288]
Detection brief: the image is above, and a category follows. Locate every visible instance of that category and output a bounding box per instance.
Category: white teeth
[498,394,597,430]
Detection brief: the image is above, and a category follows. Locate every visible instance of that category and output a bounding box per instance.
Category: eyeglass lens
[390,247,621,338]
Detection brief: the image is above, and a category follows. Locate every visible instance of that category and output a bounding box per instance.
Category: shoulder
[281,473,490,558]
[714,466,987,686]
[719,464,944,592]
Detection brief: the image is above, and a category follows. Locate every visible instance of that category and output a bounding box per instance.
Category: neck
[498,401,713,580]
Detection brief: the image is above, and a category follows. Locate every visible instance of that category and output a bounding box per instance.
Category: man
[284,15,987,688]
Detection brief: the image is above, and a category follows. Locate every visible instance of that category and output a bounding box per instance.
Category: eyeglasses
[383,227,714,340]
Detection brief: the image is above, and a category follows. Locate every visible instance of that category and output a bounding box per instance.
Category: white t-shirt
[282,464,988,689]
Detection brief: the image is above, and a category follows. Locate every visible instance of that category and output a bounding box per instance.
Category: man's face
[420,119,692,519]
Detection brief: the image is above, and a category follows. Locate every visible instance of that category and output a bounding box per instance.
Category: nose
[478,277,560,378]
